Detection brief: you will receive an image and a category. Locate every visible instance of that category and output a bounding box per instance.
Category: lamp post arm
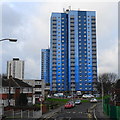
[0,38,17,42]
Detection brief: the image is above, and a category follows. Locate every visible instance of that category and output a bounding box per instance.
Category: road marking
[66,111,71,113]
[88,113,92,119]
[93,108,97,120]
[73,111,76,113]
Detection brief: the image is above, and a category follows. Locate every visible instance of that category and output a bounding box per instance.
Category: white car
[90,98,98,103]
[82,94,94,98]
[75,100,81,105]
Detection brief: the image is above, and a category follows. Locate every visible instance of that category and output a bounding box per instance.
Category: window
[62,18,64,20]
[79,16,81,18]
[62,29,64,31]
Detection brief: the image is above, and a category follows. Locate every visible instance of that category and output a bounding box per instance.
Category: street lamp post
[0,38,17,107]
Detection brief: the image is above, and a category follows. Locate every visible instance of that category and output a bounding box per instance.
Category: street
[46,102,97,120]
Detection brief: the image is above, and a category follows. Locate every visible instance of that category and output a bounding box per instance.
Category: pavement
[94,102,111,120]
[39,105,64,119]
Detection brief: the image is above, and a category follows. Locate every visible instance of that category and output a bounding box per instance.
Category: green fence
[103,98,120,120]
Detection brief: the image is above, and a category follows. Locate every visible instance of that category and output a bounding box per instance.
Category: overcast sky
[1,0,118,79]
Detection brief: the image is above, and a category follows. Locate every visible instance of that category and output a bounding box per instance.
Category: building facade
[7,58,24,79]
[43,9,97,93]
[68,11,97,92]
[23,79,47,104]
[50,12,68,92]
[41,49,50,84]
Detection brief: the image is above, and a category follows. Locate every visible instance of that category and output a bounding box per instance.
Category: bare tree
[97,73,118,95]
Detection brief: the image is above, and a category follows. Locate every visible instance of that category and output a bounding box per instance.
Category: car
[67,95,72,98]
[47,95,51,98]
[75,100,81,105]
[69,101,75,107]
[82,94,94,99]
[90,98,98,103]
[64,102,74,109]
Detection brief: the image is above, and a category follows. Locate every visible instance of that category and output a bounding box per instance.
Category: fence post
[28,110,29,118]
[21,110,22,118]
[13,110,14,119]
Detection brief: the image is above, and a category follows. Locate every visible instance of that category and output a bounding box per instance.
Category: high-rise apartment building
[50,12,68,92]
[41,49,50,84]
[68,11,97,92]
[7,58,24,79]
[42,9,97,93]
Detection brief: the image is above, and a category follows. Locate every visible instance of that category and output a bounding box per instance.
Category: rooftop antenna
[63,8,65,13]
[69,6,71,10]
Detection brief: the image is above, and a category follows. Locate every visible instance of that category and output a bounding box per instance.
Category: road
[48,102,96,120]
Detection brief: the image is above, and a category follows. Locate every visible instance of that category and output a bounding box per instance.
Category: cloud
[98,42,118,74]
[1,1,118,79]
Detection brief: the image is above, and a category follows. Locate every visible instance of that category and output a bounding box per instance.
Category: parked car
[69,101,75,107]
[67,95,72,98]
[90,98,98,103]
[82,94,94,99]
[75,100,81,105]
[47,95,52,98]
[64,102,74,109]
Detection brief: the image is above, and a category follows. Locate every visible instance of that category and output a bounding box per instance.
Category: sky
[0,0,118,79]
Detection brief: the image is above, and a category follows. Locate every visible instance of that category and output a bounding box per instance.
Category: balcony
[92,67,97,70]
[52,80,56,83]
[52,36,57,39]
[71,76,75,79]
[92,63,97,66]
[52,88,57,91]
[92,59,97,62]
[92,48,96,51]
[71,84,75,87]
[92,28,96,30]
[70,27,74,30]
[52,68,56,70]
[52,84,56,87]
[71,68,75,70]
[35,88,42,91]
[52,64,56,67]
[70,20,74,22]
[52,21,57,24]
[71,51,75,54]
[92,40,96,43]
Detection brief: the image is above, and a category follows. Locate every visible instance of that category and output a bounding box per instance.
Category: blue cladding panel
[41,49,50,84]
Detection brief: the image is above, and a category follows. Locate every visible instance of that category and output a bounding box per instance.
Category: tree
[115,79,120,89]
[97,73,118,95]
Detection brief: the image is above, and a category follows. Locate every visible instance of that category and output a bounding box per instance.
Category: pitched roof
[2,77,32,88]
